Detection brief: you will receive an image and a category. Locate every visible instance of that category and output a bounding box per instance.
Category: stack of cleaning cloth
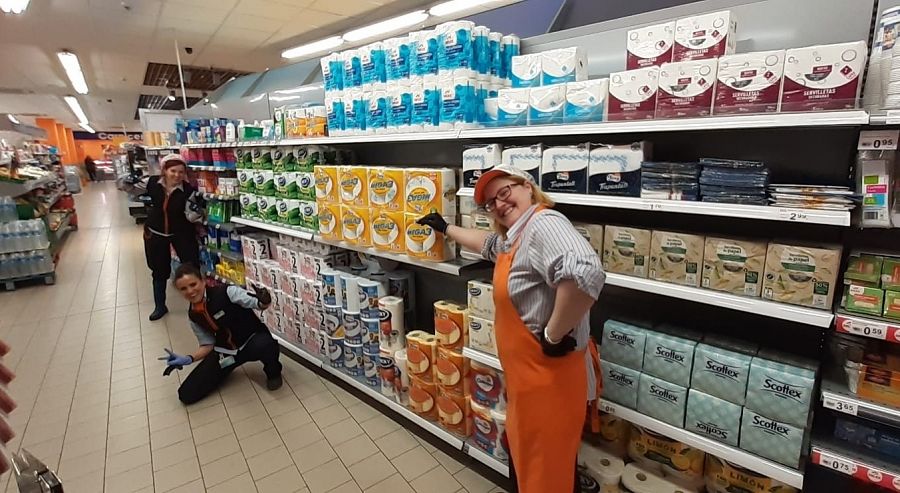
[699,158,770,205]
[768,184,858,210]
[640,161,701,201]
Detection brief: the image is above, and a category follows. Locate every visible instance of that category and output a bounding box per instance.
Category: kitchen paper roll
[378,296,406,353]
[342,310,363,344]
[409,376,437,420]
[321,268,341,307]
[358,278,386,318]
[344,342,364,376]
[387,270,415,309]
[378,350,396,398]
[436,388,472,437]
[394,348,411,406]
[340,273,361,312]
[327,335,345,368]
[322,304,343,337]
[406,330,438,383]
[434,301,468,350]
[361,316,381,352]
[435,346,469,396]
[621,463,699,493]
[363,349,380,387]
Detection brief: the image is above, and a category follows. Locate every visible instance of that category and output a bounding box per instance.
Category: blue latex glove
[158,348,193,374]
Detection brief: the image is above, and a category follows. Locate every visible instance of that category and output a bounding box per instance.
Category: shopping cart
[11,449,63,492]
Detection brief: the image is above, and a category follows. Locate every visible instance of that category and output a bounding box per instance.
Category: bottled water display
[0,197,17,223]
[0,196,55,281]
[0,220,50,254]
[0,250,54,280]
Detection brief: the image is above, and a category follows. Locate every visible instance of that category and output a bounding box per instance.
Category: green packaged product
[253,170,276,197]
[300,200,318,231]
[257,195,278,222]
[275,172,296,199]
[297,171,316,200]
[234,148,252,170]
[883,258,900,292]
[277,199,301,225]
[272,147,296,172]
[885,291,900,320]
[252,147,273,170]
[844,285,885,316]
[238,169,255,193]
[845,255,884,285]
[239,193,258,218]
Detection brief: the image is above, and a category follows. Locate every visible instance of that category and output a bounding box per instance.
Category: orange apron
[493,208,587,493]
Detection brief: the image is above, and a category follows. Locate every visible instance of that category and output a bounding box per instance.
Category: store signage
[73,131,142,141]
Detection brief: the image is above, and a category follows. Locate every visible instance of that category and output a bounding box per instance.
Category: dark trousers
[178,332,283,405]
[144,230,200,283]
[87,169,97,181]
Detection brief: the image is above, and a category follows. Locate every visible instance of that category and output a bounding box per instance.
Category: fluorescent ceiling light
[249,94,266,103]
[429,0,500,16]
[6,114,19,125]
[342,10,429,42]
[57,51,89,95]
[0,0,30,14]
[282,36,344,60]
[63,96,89,124]
[79,123,95,133]
[210,103,218,109]
[269,95,304,102]
[274,84,324,95]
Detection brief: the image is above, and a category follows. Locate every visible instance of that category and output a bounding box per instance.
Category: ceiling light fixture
[342,10,429,42]
[57,51,89,95]
[281,36,344,60]
[79,122,95,133]
[63,96,89,124]
[429,0,500,16]
[0,0,30,14]
[249,94,266,103]
[6,114,20,125]
[168,90,176,101]
[274,84,324,95]
[210,103,218,109]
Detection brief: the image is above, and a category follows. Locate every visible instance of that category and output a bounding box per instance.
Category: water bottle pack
[0,250,54,280]
[0,197,17,223]
[0,219,50,254]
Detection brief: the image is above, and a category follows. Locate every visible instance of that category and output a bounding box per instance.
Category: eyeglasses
[483,183,520,212]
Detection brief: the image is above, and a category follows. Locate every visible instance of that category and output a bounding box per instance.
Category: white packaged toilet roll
[579,443,625,493]
[490,408,508,461]
[340,273,361,312]
[358,278,386,318]
[621,463,699,493]
[387,270,415,313]
[378,296,406,353]
[394,349,411,406]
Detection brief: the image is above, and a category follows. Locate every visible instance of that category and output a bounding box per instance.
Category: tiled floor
[0,182,506,493]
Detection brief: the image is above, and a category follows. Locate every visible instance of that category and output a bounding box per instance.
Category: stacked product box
[321,22,519,134]
[432,301,473,437]
[840,252,900,320]
[316,164,459,262]
[237,145,333,229]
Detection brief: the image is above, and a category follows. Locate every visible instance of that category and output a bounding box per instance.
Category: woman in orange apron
[418,165,604,492]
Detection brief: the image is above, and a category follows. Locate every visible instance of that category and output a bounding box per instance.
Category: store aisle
[0,182,505,493]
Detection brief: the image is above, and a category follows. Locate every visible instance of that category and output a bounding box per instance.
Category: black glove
[416,213,448,234]
[250,283,272,307]
[540,330,577,357]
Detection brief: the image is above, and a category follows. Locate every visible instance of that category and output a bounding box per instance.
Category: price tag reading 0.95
[823,396,858,416]
[858,130,900,151]
[819,453,858,476]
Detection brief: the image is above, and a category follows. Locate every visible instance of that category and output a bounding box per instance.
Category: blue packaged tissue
[528,84,566,125]
[588,142,649,197]
[497,88,529,126]
[565,79,609,123]
[385,37,411,81]
[600,319,648,370]
[511,54,541,88]
[411,30,439,77]
[387,83,412,131]
[360,42,387,85]
[437,21,475,71]
[541,144,590,194]
[342,50,362,88]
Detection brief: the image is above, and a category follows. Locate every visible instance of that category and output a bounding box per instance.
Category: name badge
[213,310,225,319]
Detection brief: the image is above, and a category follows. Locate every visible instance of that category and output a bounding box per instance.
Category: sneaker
[266,375,283,391]
[148,306,168,321]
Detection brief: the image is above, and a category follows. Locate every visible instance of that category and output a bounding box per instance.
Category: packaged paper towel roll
[344,341,364,376]
[406,330,438,382]
[467,279,494,320]
[371,210,406,253]
[361,316,381,352]
[578,443,625,493]
[405,214,456,261]
[358,278,386,318]
[363,349,380,387]
[404,168,458,215]
[341,206,371,247]
[327,335,345,368]
[378,296,406,353]
[342,311,363,344]
[322,304,342,336]
[379,350,397,398]
[435,347,469,395]
[387,270,415,312]
[340,273,361,312]
[434,301,468,349]
[437,388,472,437]
[409,376,437,420]
[471,399,504,457]
[469,360,505,410]
[621,463,699,493]
[394,348,411,406]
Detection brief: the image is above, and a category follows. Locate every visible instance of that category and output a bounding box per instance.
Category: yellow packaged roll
[318,201,342,241]
[315,165,338,203]
[406,330,438,383]
[627,425,705,491]
[436,387,471,437]
[409,376,438,421]
[585,411,630,458]
[370,209,405,253]
[404,168,458,215]
[405,213,456,262]
[435,346,469,396]
[339,165,369,207]
[434,301,467,349]
[704,455,798,493]
[368,167,405,211]
[341,206,371,247]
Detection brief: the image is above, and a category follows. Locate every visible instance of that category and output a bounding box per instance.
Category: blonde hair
[492,176,555,237]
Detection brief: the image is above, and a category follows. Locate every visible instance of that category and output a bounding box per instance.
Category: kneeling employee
[161,264,284,404]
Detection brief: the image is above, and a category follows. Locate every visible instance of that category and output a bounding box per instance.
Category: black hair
[173,263,203,283]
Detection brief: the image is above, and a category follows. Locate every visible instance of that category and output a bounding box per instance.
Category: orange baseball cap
[473,164,535,205]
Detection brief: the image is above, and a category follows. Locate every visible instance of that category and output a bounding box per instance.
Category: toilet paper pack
[781,41,867,112]
[528,84,566,125]
[541,47,587,86]
[564,79,609,123]
[501,144,542,184]
[656,59,718,118]
[387,82,413,131]
[437,20,475,71]
[510,54,542,88]
[541,144,589,194]
[685,389,742,446]
[638,372,688,427]
[467,316,496,355]
[384,36,411,81]
[673,11,738,62]
[739,409,805,468]
[411,29,439,77]
[338,166,368,207]
[601,319,647,370]
[360,42,387,85]
[588,142,648,197]
[626,22,675,69]
[622,462,700,493]
[341,206,371,247]
[467,279,494,320]
[714,51,785,115]
[608,67,659,120]
[317,202,342,241]
[370,210,405,253]
[411,78,440,130]
[578,443,625,491]
[469,360,505,409]
[497,88,530,126]
[405,213,456,261]
[462,144,502,188]
[439,71,476,129]
[705,456,799,493]
[600,359,641,408]
[627,425,706,489]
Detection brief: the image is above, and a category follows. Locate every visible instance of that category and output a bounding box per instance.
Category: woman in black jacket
[144,153,201,321]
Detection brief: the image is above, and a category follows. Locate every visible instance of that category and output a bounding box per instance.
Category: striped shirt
[481,204,605,399]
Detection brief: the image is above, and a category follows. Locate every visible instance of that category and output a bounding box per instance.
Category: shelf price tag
[600,401,618,415]
[823,395,858,416]
[818,452,858,476]
[858,130,900,150]
[778,208,810,222]
[644,202,665,212]
[841,318,888,340]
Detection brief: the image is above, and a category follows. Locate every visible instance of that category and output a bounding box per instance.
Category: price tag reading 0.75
[819,453,858,476]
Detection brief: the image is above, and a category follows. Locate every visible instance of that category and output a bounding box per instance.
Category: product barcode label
[823,395,858,416]
[819,452,858,476]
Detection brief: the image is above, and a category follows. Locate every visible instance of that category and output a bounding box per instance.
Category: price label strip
[822,394,858,416]
[837,315,900,342]
[778,208,810,222]
[817,451,858,476]
[858,130,900,150]
[814,448,900,490]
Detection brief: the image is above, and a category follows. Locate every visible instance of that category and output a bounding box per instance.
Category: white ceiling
[0,0,433,132]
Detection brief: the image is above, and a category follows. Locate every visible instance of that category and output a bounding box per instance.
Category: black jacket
[145,175,195,237]
[189,285,269,350]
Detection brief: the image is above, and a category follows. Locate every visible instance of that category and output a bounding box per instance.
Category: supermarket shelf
[834,312,900,344]
[232,217,315,240]
[203,246,243,262]
[605,273,834,327]
[456,188,850,226]
[271,334,323,367]
[0,175,56,197]
[462,347,502,370]
[463,442,509,477]
[202,269,241,287]
[313,236,483,275]
[600,399,804,488]
[189,165,236,172]
[811,439,900,490]
[142,145,181,151]
[201,192,240,201]
[459,110,869,139]
[821,380,900,428]
[281,130,461,146]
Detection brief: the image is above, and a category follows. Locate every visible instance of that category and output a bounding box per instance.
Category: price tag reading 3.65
[823,396,858,416]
